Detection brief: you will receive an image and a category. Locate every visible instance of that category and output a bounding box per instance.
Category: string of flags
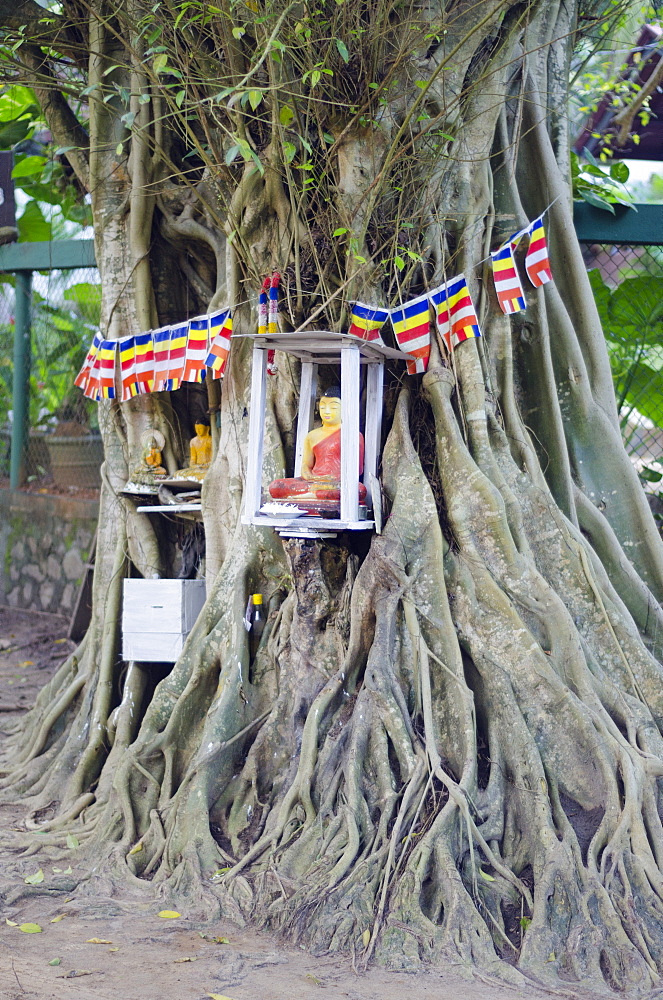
[75,212,553,398]
[75,308,233,401]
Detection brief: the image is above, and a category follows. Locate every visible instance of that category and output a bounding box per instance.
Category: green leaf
[580,190,615,213]
[640,465,663,483]
[115,142,124,156]
[11,155,47,179]
[279,105,294,127]
[0,117,32,148]
[332,227,348,236]
[610,161,629,184]
[231,26,245,39]
[153,53,168,73]
[394,255,405,271]
[248,89,263,111]
[225,144,240,165]
[414,80,427,89]
[176,90,186,107]
[282,141,296,163]
[335,38,349,62]
[24,868,44,885]
[479,868,495,881]
[17,201,51,243]
[66,834,79,850]
[310,69,321,88]
[19,922,42,933]
[48,957,61,966]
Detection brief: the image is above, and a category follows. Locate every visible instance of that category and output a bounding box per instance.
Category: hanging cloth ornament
[165,322,188,391]
[524,216,553,287]
[135,331,155,393]
[390,292,431,374]
[98,340,118,399]
[205,308,233,379]
[263,272,280,374]
[491,237,526,315]
[429,273,481,351]
[120,336,140,401]
[348,302,389,345]
[182,315,210,383]
[74,331,103,396]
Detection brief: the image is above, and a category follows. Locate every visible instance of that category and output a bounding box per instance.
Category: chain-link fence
[0,265,101,494]
[580,242,663,514]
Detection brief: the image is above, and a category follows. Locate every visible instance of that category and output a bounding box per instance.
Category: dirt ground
[0,606,614,1000]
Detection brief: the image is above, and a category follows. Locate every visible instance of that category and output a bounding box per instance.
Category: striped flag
[348,302,389,345]
[98,340,117,399]
[135,331,154,393]
[525,216,552,287]
[75,331,103,394]
[120,336,140,401]
[205,309,233,379]
[268,273,279,334]
[391,292,431,374]
[82,345,102,401]
[152,327,172,391]
[166,322,188,390]
[491,239,526,314]
[182,315,209,383]
[429,273,481,351]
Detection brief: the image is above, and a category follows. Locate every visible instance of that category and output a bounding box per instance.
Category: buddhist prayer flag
[524,216,552,287]
[390,293,432,374]
[491,239,526,314]
[152,326,172,391]
[135,331,154,393]
[166,322,187,390]
[429,273,481,351]
[98,340,117,399]
[205,309,233,379]
[82,347,102,401]
[268,273,279,334]
[258,276,270,335]
[120,336,140,401]
[348,302,389,345]
[182,315,209,383]
[74,331,102,394]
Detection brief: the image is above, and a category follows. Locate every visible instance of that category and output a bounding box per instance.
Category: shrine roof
[231,329,413,361]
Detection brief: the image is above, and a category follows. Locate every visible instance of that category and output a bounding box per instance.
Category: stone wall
[0,489,98,617]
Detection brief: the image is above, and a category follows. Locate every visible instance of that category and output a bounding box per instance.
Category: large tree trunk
[3,0,663,991]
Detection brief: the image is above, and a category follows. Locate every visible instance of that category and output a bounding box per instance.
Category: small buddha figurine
[132,430,168,485]
[269,387,367,510]
[173,422,213,482]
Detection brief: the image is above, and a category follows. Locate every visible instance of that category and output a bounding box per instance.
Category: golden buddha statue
[268,387,367,513]
[173,422,213,482]
[132,430,168,485]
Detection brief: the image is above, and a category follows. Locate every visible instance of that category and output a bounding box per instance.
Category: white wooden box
[122,579,206,662]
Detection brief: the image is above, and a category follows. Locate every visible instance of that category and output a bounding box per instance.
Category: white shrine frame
[237,331,411,537]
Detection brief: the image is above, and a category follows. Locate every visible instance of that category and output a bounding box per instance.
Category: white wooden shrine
[236,330,412,538]
[122,578,206,662]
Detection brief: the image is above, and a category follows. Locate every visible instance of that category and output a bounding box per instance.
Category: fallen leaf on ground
[50,915,65,923]
[479,869,495,881]
[214,936,230,944]
[54,638,67,643]
[57,970,95,978]
[48,957,61,966]
[158,910,181,918]
[109,947,119,953]
[5,919,17,926]
[19,660,34,667]
[361,929,370,947]
[85,938,112,944]
[52,868,62,873]
[62,867,73,875]
[206,994,236,1000]
[174,956,197,963]
[66,834,79,850]
[24,868,44,885]
[19,923,42,933]
[306,973,325,986]
[128,841,143,855]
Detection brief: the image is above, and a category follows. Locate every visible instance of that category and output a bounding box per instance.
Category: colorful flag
[491,239,526,314]
[429,273,481,351]
[182,315,209,383]
[83,348,102,401]
[166,322,188,390]
[348,302,389,345]
[268,273,279,334]
[98,340,117,399]
[74,331,102,394]
[205,309,233,379]
[390,293,432,374]
[152,326,172,391]
[120,336,140,401]
[524,216,552,287]
[135,331,154,393]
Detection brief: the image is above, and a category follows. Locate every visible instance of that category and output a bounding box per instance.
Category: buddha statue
[268,387,367,513]
[132,430,168,486]
[173,422,213,482]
